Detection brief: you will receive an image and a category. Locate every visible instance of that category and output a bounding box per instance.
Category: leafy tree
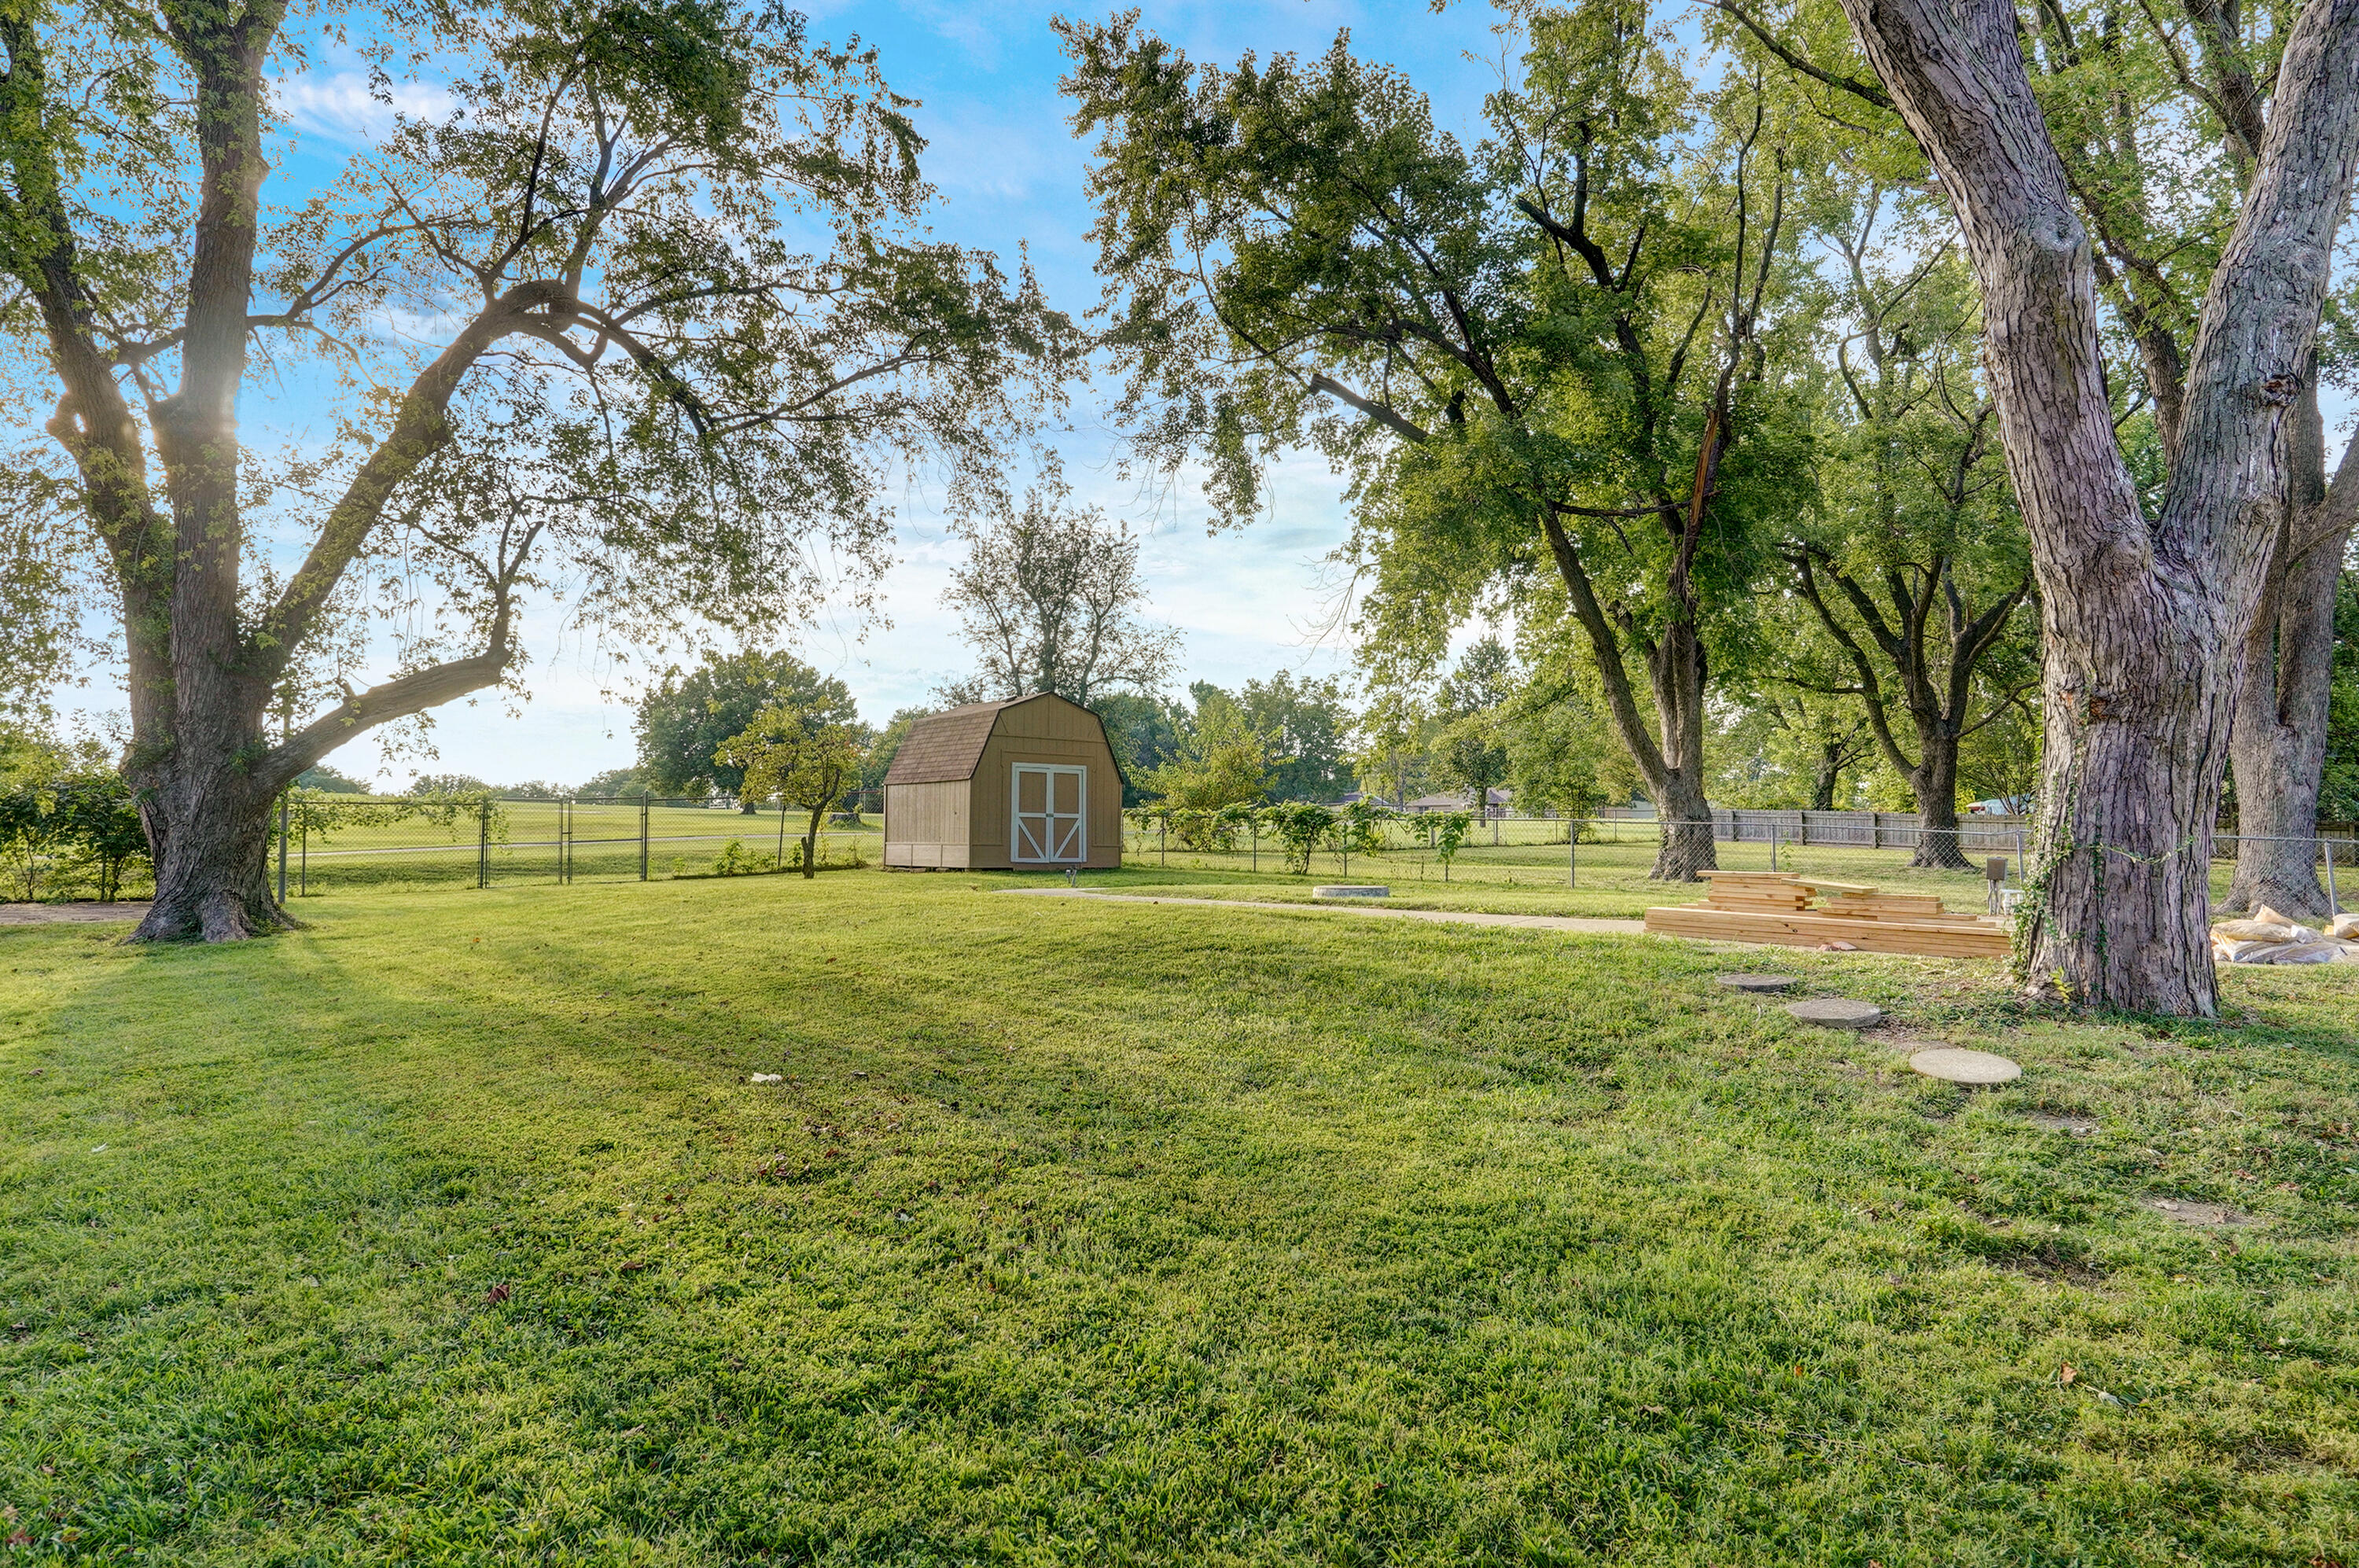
[576,767,647,799]
[1061,3,1816,879]
[0,0,1074,940]
[1235,672,1357,802]
[1429,811,1477,882]
[1430,638,1514,809]
[1709,693,1872,810]
[293,765,372,795]
[2324,566,2359,825]
[1091,693,1188,805]
[1257,801,1337,874]
[0,469,90,725]
[1146,692,1271,810]
[407,774,494,797]
[637,652,858,803]
[938,455,1180,706]
[1503,694,1610,820]
[1773,219,2035,866]
[714,707,865,878]
[859,709,931,796]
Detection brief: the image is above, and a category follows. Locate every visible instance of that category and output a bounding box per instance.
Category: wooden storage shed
[882,694,1125,870]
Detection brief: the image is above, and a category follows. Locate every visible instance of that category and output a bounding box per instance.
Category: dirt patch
[2000,1243,2109,1286]
[0,902,149,927]
[2145,1197,2258,1228]
[2023,1112,2100,1138]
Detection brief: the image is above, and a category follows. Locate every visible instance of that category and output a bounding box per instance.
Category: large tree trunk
[1811,742,1842,811]
[1647,619,1719,880]
[2228,383,2354,917]
[1543,513,1719,882]
[2228,521,2350,915]
[134,771,286,941]
[1907,732,1970,870]
[1835,0,2359,1014]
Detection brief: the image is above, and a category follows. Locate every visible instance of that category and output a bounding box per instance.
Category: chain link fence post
[477,799,490,889]
[277,792,289,905]
[639,793,650,881]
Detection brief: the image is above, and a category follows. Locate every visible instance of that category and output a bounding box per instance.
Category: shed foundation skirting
[884,841,970,870]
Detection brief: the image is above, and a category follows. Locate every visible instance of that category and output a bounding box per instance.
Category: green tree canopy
[636,651,859,799]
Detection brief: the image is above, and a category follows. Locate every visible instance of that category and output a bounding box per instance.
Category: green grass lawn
[2,871,2355,1563]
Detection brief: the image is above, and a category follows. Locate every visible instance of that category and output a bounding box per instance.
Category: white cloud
[272,69,452,150]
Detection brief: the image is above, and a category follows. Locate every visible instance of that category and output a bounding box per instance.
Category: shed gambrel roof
[881,693,1128,787]
[880,698,1025,785]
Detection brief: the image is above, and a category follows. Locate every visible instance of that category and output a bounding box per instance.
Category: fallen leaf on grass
[483,1283,510,1305]
[618,1261,648,1272]
[2059,1364,2076,1386]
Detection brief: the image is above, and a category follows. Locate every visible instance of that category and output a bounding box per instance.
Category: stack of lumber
[1691,870,1813,912]
[1645,870,2011,958]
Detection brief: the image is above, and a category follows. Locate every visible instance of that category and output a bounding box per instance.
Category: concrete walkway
[999,887,1647,937]
[1,901,149,927]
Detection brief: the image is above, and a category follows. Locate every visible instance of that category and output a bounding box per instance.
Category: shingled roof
[881,693,1129,787]
[880,698,1029,785]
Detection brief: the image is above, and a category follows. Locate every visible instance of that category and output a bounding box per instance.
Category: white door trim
[1010,763,1087,863]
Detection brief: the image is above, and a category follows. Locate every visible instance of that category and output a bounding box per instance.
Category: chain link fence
[258,793,2353,918]
[1119,809,2356,915]
[270,793,885,898]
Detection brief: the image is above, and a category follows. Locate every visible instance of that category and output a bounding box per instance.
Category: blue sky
[171,1,1525,789]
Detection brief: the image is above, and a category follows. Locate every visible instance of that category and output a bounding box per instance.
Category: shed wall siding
[970,731,1122,870]
[883,780,971,868]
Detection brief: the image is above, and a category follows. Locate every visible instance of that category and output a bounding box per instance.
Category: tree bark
[1835,0,2359,1014]
[1811,742,1843,811]
[1910,734,1967,870]
[2228,385,2357,917]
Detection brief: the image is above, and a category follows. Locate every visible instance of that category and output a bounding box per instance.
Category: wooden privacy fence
[1708,809,2030,853]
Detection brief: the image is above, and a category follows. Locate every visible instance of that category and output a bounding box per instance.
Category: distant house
[1401,787,1511,816]
[881,694,1125,870]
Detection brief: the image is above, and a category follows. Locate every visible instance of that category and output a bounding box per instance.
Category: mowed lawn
[2,874,2355,1564]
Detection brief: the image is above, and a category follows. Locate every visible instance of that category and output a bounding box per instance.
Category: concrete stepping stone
[1908,1047,2022,1084]
[1312,885,1389,898]
[1717,973,1800,993]
[1785,997,1882,1029]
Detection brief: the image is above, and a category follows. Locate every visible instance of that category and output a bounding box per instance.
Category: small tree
[716,709,865,879]
[1430,811,1475,883]
[1257,801,1336,875]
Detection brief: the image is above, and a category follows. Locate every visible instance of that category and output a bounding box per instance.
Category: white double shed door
[1010,763,1087,864]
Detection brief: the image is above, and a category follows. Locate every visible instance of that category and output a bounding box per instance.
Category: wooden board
[1816,894,1953,921]
[1643,904,2011,959]
[1790,878,1879,895]
[1697,869,1802,881]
